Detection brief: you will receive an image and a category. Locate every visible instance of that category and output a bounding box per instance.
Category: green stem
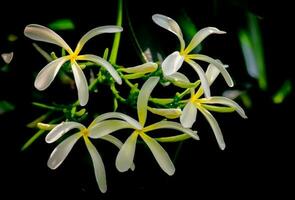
[21,116,64,151]
[109,0,123,64]
[32,102,63,111]
[110,84,126,103]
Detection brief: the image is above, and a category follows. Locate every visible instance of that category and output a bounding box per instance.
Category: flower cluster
[25,14,246,193]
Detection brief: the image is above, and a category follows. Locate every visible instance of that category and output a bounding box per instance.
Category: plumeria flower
[152,14,233,98]
[24,24,123,106]
[180,63,247,150]
[88,77,199,175]
[45,120,134,193]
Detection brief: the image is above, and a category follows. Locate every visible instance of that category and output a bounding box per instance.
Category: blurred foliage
[48,19,75,31]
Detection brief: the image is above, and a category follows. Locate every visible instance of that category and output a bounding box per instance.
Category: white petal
[166,72,190,83]
[185,27,226,54]
[91,112,142,130]
[161,52,184,76]
[148,107,182,119]
[140,132,175,175]
[75,26,123,54]
[71,61,89,106]
[88,120,134,139]
[144,120,199,140]
[45,121,85,143]
[187,59,210,98]
[152,14,185,50]
[77,54,122,84]
[194,54,234,87]
[24,24,72,53]
[200,97,247,118]
[137,77,160,126]
[34,56,69,91]
[85,138,107,193]
[121,62,158,74]
[196,105,225,150]
[180,102,198,128]
[101,135,135,171]
[115,132,138,172]
[1,52,13,64]
[206,60,228,86]
[47,132,81,169]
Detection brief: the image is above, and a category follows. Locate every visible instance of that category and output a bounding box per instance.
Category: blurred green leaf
[273,80,292,104]
[0,101,15,114]
[48,19,75,31]
[7,34,18,42]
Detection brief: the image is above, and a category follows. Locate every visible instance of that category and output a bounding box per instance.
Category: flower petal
[77,54,122,84]
[165,72,196,88]
[161,51,184,76]
[194,54,234,87]
[186,59,210,98]
[88,120,134,139]
[115,131,139,172]
[180,102,198,128]
[1,52,13,64]
[45,121,85,143]
[84,138,107,193]
[47,132,82,169]
[101,135,135,171]
[140,132,175,175]
[74,26,123,54]
[144,120,199,140]
[34,56,69,91]
[24,24,72,53]
[121,62,158,74]
[152,14,185,51]
[148,107,182,119]
[185,27,226,54]
[91,112,142,130]
[137,77,160,126]
[71,61,89,106]
[196,104,225,150]
[199,96,247,118]
[206,59,229,86]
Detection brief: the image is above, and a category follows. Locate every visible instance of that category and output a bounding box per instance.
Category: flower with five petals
[24,24,123,106]
[152,14,233,98]
[45,119,136,193]
[88,77,199,175]
[180,63,247,150]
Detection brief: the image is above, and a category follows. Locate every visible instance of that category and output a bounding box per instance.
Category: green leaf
[0,101,15,114]
[273,80,292,104]
[48,19,75,31]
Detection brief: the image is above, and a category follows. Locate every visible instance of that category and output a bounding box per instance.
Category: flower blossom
[87,77,199,175]
[152,14,233,97]
[45,119,135,193]
[24,24,123,106]
[180,63,247,150]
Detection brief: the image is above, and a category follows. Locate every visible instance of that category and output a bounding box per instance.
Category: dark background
[1,0,293,199]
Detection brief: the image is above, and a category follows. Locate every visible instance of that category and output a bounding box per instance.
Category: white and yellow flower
[152,14,233,97]
[180,63,247,150]
[24,24,123,106]
[45,119,136,193]
[88,77,198,175]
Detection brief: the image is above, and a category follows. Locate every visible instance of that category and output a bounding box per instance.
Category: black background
[0,0,293,199]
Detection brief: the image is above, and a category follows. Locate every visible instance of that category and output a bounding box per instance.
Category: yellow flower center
[69,52,78,62]
[81,128,89,137]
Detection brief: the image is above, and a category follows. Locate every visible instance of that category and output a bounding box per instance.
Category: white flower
[152,14,233,98]
[180,63,247,150]
[24,24,123,106]
[45,120,133,193]
[1,52,14,64]
[88,77,199,175]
